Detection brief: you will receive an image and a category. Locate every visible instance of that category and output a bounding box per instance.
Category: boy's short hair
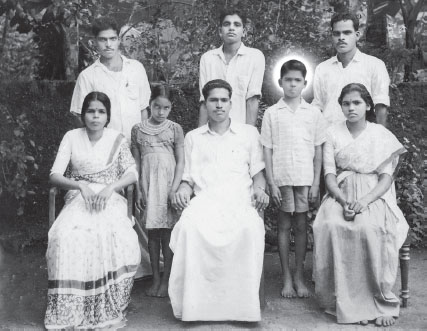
[92,17,120,37]
[202,79,233,100]
[219,8,247,26]
[330,12,359,31]
[280,60,307,79]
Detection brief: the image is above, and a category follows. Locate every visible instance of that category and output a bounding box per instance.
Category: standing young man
[198,9,265,126]
[70,17,151,141]
[312,12,390,127]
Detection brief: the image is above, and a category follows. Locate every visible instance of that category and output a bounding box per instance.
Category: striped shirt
[260,98,327,186]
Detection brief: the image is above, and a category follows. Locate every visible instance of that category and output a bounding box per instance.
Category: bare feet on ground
[156,280,169,298]
[146,278,160,297]
[375,316,395,327]
[293,274,310,298]
[281,276,296,298]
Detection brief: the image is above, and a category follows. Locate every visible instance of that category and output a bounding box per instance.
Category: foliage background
[0,81,425,248]
[0,0,425,247]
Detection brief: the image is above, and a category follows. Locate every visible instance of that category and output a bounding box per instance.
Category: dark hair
[150,84,172,104]
[338,83,376,122]
[219,8,247,26]
[330,12,359,31]
[280,59,307,79]
[81,92,111,127]
[92,17,120,37]
[202,79,233,100]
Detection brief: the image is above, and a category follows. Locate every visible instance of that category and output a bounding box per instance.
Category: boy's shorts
[279,186,310,213]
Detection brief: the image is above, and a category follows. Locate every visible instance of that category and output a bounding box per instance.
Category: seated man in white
[169,79,269,322]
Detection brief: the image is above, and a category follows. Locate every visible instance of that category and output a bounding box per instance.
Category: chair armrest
[125,184,134,220]
[49,187,59,229]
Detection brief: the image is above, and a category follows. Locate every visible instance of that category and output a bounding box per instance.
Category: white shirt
[312,49,390,125]
[260,98,327,186]
[199,44,265,123]
[182,121,265,195]
[70,55,151,141]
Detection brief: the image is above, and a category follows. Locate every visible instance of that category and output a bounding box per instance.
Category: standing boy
[261,60,327,298]
[312,12,390,126]
[198,9,265,126]
[70,17,151,141]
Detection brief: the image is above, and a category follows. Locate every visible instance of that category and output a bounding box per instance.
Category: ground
[1,244,426,329]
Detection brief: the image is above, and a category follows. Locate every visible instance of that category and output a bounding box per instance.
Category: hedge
[0,81,425,247]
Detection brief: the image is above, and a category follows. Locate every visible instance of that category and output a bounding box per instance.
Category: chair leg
[399,243,410,308]
[259,264,265,310]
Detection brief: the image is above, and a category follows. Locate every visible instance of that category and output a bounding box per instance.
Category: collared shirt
[260,98,327,186]
[70,55,151,141]
[182,121,265,195]
[199,43,265,123]
[312,49,390,125]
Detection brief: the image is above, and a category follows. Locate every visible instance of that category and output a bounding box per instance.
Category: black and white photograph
[0,0,426,329]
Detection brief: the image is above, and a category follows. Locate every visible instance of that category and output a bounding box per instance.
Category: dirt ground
[1,244,426,330]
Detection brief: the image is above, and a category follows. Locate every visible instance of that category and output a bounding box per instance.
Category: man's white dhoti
[169,187,265,321]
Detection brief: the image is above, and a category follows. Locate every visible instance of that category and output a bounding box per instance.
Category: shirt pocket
[223,147,248,173]
[235,75,250,96]
[126,81,139,100]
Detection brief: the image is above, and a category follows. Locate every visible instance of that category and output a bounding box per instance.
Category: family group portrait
[0,0,426,329]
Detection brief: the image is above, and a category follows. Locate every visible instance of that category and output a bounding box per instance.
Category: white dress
[45,128,141,329]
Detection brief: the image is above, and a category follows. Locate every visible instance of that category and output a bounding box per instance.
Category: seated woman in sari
[313,83,409,326]
[45,92,141,329]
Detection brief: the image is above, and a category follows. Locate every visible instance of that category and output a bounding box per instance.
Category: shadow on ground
[1,244,426,329]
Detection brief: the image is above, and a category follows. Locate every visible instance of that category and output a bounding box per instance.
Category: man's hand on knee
[172,182,193,211]
[253,187,269,211]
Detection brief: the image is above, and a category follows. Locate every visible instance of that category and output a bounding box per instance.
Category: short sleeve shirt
[70,55,151,141]
[199,44,265,124]
[182,121,265,195]
[311,49,390,126]
[260,98,327,186]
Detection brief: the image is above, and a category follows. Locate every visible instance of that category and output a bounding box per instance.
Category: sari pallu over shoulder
[332,122,408,247]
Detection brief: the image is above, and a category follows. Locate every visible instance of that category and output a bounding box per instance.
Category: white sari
[313,122,408,323]
[45,128,141,329]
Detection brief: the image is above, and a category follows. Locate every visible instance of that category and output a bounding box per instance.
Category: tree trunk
[62,23,79,81]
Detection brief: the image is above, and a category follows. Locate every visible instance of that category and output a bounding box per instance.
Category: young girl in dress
[131,85,185,297]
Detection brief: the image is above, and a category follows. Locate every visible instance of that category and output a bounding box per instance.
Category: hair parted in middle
[150,84,172,104]
[338,83,376,122]
[81,91,111,127]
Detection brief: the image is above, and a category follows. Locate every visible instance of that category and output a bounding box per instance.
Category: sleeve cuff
[246,90,261,100]
[373,96,390,107]
[324,170,336,177]
[250,162,265,178]
[182,174,194,187]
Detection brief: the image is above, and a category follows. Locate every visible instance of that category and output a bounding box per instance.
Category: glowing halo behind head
[273,54,315,93]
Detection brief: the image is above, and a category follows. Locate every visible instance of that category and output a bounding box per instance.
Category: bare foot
[146,278,160,297]
[293,275,310,298]
[375,316,395,327]
[156,280,169,298]
[281,277,296,298]
[358,320,368,326]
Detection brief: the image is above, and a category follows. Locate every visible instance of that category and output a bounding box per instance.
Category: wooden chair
[48,184,145,241]
[399,236,411,308]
